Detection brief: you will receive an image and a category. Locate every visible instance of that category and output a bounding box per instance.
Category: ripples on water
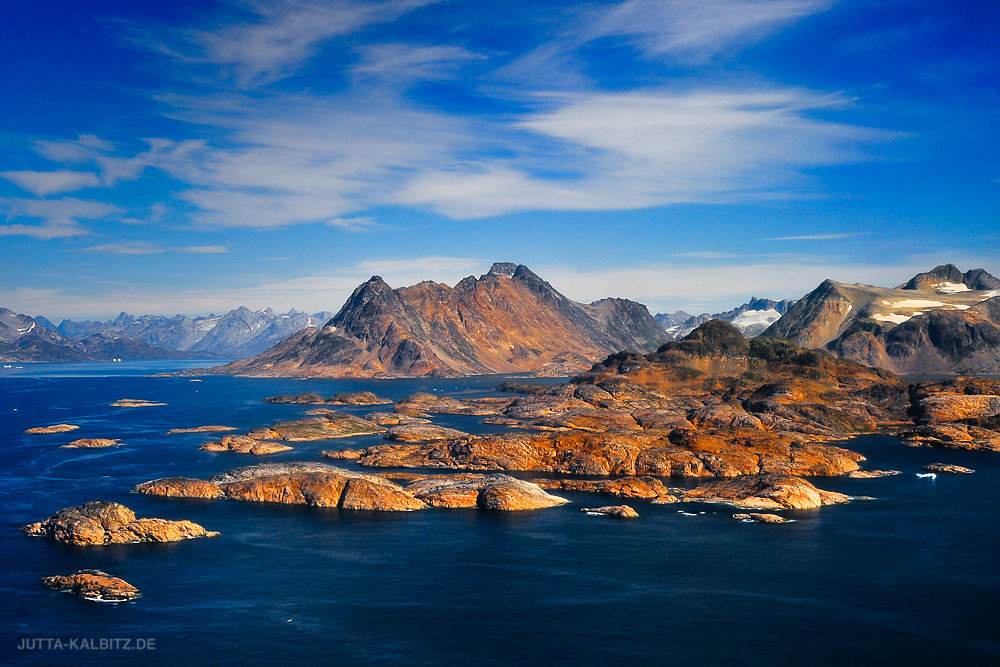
[1,362,999,665]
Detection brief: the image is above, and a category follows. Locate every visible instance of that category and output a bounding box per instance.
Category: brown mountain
[214,262,667,378]
[761,264,1000,374]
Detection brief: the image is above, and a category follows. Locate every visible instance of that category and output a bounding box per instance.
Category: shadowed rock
[923,463,974,474]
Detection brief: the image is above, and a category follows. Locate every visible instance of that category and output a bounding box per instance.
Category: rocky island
[41,570,141,602]
[22,501,218,545]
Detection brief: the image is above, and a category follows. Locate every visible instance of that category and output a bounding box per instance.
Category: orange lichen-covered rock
[133,477,224,499]
[22,501,217,545]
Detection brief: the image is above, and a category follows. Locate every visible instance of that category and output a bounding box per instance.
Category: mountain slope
[762,264,1000,374]
[215,263,668,378]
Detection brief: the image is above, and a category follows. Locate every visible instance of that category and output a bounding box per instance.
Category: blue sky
[1,0,998,320]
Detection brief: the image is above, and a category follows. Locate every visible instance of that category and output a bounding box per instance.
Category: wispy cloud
[0,198,120,239]
[351,43,485,84]
[82,242,230,255]
[84,241,164,255]
[1,170,101,196]
[326,216,382,232]
[766,232,868,241]
[398,88,884,218]
[131,0,438,88]
[180,245,228,254]
[583,0,832,63]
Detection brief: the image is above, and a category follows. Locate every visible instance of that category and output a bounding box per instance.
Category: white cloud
[326,216,382,232]
[351,43,485,83]
[399,88,884,218]
[0,197,120,238]
[84,241,163,255]
[584,0,832,63]
[1,170,101,196]
[133,0,438,88]
[180,245,228,254]
[766,232,868,241]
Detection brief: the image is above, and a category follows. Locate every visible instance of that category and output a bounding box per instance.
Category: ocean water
[2,362,999,665]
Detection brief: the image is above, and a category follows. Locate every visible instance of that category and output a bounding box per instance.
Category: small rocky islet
[41,570,141,602]
[25,423,79,434]
[22,501,218,546]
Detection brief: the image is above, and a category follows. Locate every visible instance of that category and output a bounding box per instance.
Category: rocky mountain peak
[486,262,518,278]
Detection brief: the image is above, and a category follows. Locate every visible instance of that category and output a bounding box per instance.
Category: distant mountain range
[655,297,796,339]
[761,264,1000,374]
[216,262,668,378]
[0,306,333,362]
[49,307,333,358]
[7,262,1000,376]
[0,308,198,362]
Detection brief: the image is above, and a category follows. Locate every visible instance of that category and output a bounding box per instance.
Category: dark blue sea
[2,361,999,665]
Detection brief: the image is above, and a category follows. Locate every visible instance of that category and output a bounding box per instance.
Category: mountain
[761,264,1000,374]
[0,309,192,362]
[656,297,795,340]
[1,308,90,362]
[215,262,668,378]
[56,307,333,358]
